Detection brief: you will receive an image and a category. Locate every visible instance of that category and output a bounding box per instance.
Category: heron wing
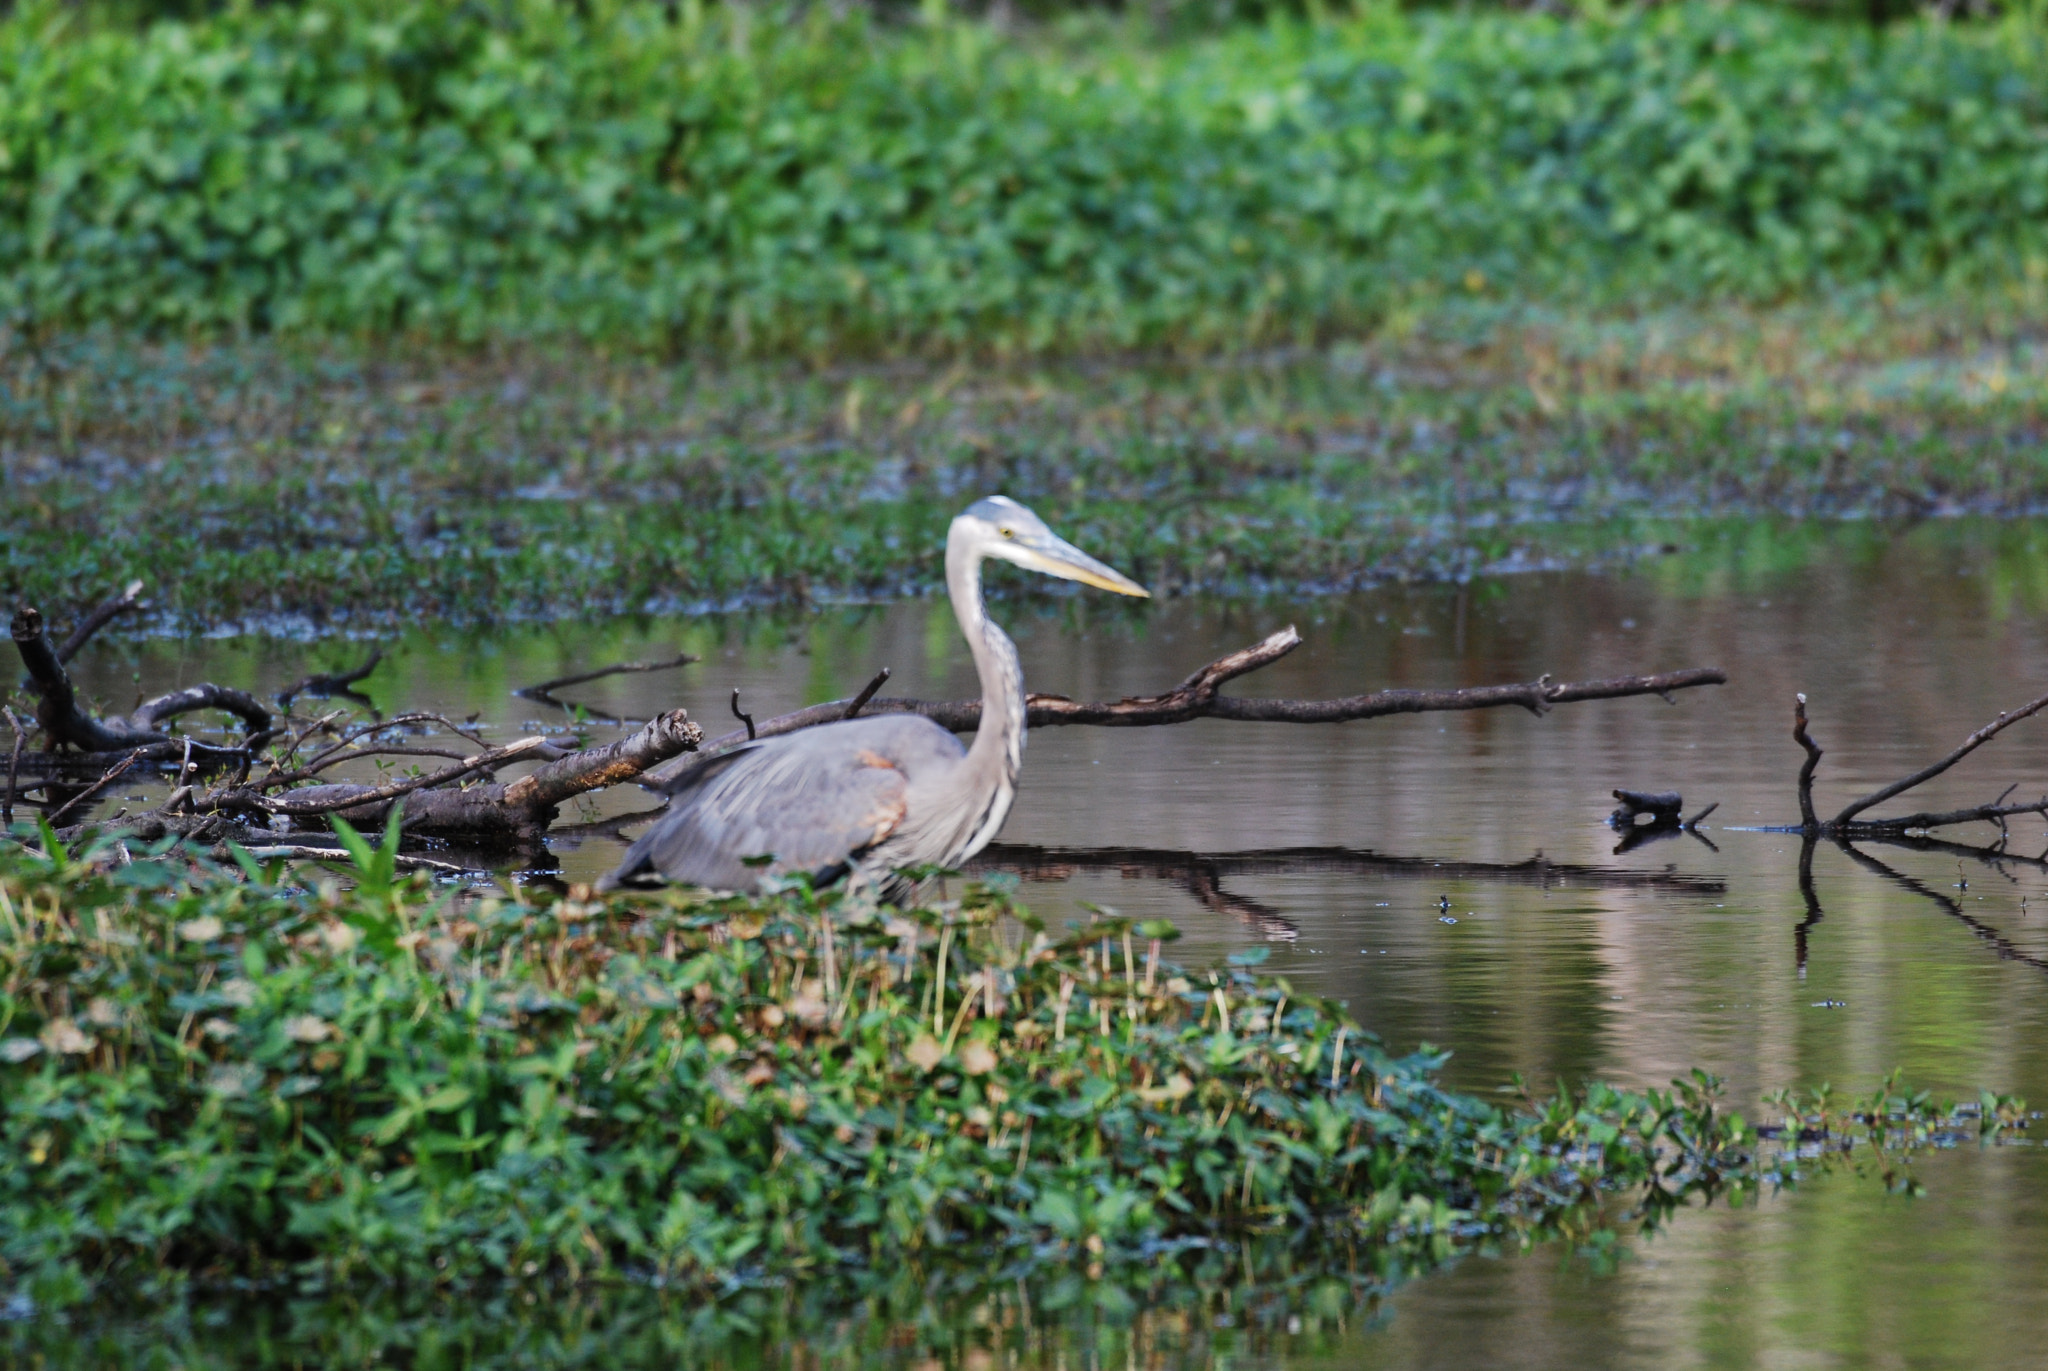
[607,727,923,892]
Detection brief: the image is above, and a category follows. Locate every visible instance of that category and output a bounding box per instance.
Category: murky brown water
[39,518,2048,1367]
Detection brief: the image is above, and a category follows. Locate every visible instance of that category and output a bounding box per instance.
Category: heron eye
[999,527,1014,539]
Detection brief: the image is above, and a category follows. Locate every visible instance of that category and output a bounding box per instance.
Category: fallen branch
[1789,692,2048,837]
[646,626,1726,790]
[54,580,144,664]
[12,606,271,758]
[201,709,703,843]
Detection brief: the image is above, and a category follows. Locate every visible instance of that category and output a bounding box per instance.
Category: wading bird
[601,497,1149,898]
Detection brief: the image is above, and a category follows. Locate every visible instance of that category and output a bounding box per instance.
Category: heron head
[956,496,1150,598]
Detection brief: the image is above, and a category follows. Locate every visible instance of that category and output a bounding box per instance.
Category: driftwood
[646,626,1726,790]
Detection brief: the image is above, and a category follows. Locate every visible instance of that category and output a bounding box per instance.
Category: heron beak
[1010,532,1151,598]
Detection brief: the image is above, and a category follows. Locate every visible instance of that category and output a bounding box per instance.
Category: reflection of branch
[979,843,1723,894]
[1834,841,2048,976]
[648,626,1725,790]
[1795,837,1822,977]
[972,842,1727,940]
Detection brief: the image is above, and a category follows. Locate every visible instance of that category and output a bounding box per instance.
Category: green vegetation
[4,2,2048,354]
[0,821,2020,1323]
[6,303,2048,632]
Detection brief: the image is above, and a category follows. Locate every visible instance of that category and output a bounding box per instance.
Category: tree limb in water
[645,626,1727,790]
[1789,692,2048,837]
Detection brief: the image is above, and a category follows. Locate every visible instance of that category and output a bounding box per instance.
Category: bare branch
[646,626,1725,791]
[131,683,272,738]
[1793,694,1823,831]
[54,580,143,664]
[502,710,703,810]
[1832,687,2048,826]
[844,668,892,720]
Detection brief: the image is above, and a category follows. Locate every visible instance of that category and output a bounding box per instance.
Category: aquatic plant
[0,821,2020,1316]
[4,3,2048,353]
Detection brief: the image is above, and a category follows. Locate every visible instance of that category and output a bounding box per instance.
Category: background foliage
[4,1,2048,356]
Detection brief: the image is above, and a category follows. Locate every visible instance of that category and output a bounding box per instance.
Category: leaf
[423,1085,474,1114]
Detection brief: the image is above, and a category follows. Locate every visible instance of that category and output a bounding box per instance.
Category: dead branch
[54,580,144,664]
[201,709,702,843]
[515,650,696,711]
[1831,686,2048,827]
[276,650,383,708]
[12,606,269,759]
[646,626,1727,790]
[1788,693,2048,837]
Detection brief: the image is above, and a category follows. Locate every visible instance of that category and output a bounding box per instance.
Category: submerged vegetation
[0,822,2026,1330]
[6,304,2048,632]
[4,3,2048,352]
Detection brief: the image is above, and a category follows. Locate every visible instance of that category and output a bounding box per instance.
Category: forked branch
[1789,691,2048,837]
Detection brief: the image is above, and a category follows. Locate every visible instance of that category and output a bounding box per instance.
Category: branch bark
[1789,692,2048,837]
[54,580,143,664]
[645,626,1726,791]
[13,606,270,756]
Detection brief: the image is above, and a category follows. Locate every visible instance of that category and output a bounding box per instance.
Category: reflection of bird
[602,497,1148,898]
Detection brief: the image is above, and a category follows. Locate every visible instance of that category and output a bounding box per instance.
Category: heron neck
[946,536,1027,783]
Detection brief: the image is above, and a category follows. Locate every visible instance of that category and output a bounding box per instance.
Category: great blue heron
[601,497,1149,898]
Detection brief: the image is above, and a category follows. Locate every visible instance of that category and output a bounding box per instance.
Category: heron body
[602,497,1147,898]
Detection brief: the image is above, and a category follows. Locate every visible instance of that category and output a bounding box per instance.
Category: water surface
[41,518,2048,1367]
